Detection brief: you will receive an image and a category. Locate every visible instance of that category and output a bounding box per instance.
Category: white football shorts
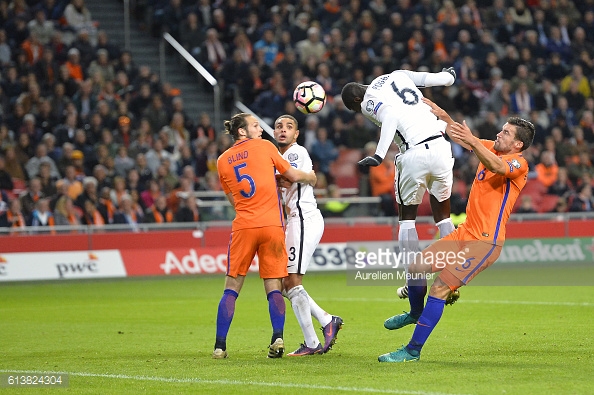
[394,137,454,206]
[285,209,324,275]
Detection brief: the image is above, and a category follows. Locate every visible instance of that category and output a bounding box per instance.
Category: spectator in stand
[19,177,44,220]
[296,27,326,65]
[569,183,594,212]
[62,164,83,200]
[567,152,594,185]
[65,48,84,82]
[113,145,134,178]
[310,127,338,182]
[25,142,60,180]
[38,161,57,197]
[30,197,55,230]
[516,195,537,214]
[0,155,14,191]
[5,198,26,232]
[199,28,227,75]
[175,193,199,222]
[53,195,81,226]
[548,167,572,198]
[81,198,104,226]
[63,0,95,37]
[369,152,397,217]
[142,94,169,135]
[3,146,27,181]
[535,151,559,188]
[510,81,535,119]
[160,111,189,155]
[144,194,173,223]
[113,194,141,230]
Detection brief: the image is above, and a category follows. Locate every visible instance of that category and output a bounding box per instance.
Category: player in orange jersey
[212,113,317,360]
[378,98,535,362]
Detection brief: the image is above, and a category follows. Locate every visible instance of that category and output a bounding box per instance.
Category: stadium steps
[85,0,215,123]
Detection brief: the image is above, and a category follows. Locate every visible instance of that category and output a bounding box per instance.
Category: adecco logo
[159,249,259,275]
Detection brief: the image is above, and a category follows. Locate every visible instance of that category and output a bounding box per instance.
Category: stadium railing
[1,212,592,237]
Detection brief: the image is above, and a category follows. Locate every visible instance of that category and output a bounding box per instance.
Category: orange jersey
[217,139,291,231]
[460,140,528,245]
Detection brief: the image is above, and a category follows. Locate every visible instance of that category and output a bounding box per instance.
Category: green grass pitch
[1,271,593,394]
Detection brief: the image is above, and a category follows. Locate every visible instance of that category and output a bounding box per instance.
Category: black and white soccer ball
[293,81,327,114]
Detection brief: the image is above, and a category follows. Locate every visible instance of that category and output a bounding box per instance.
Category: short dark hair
[508,117,535,151]
[341,82,366,111]
[275,114,298,129]
[224,113,250,140]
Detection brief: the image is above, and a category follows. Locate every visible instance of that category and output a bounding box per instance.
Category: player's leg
[213,273,246,359]
[213,229,256,359]
[284,273,323,356]
[258,227,289,358]
[430,195,454,238]
[380,236,502,362]
[394,152,426,303]
[378,276,451,363]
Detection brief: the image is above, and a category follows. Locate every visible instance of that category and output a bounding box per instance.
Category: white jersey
[281,143,318,218]
[362,69,454,158]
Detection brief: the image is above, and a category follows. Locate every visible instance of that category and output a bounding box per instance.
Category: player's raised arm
[422,97,472,151]
[449,121,507,175]
[399,67,456,88]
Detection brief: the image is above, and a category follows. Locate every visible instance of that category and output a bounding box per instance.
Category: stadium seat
[537,194,561,213]
[329,149,362,189]
[11,178,26,196]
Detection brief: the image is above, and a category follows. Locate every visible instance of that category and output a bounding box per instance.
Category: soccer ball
[293,81,326,114]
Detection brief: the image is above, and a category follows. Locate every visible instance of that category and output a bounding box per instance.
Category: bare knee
[428,277,453,299]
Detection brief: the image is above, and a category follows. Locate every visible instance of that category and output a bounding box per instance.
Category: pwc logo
[55,252,99,278]
[0,256,7,276]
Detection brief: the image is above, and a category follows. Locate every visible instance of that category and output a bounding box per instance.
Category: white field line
[316,297,594,307]
[0,369,470,395]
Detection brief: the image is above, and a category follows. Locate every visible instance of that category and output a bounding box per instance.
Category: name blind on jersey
[227,151,249,164]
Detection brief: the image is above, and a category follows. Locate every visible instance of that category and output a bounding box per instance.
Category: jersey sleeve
[374,105,399,159]
[500,153,528,180]
[397,70,455,88]
[479,139,527,180]
[267,141,291,174]
[216,157,231,194]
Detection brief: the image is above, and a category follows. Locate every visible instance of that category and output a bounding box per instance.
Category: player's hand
[449,120,476,146]
[442,67,456,80]
[276,174,293,188]
[357,154,383,167]
[422,97,450,122]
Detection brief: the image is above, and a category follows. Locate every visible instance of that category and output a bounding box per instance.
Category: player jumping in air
[341,68,459,314]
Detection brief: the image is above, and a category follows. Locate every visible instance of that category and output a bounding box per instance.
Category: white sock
[287,285,320,348]
[399,220,419,269]
[307,294,331,328]
[436,217,455,238]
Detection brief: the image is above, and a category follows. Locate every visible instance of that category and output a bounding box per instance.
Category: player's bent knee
[428,277,454,299]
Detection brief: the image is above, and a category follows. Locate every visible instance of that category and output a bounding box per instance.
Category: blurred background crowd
[1,0,594,231]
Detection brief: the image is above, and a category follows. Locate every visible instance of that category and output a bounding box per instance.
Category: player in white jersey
[274,114,343,356]
[341,68,460,316]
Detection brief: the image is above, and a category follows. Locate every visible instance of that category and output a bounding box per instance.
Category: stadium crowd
[1,0,594,231]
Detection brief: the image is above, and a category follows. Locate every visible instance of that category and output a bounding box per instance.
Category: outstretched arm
[422,97,472,151]
[449,121,507,175]
[399,67,456,88]
[282,168,317,186]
